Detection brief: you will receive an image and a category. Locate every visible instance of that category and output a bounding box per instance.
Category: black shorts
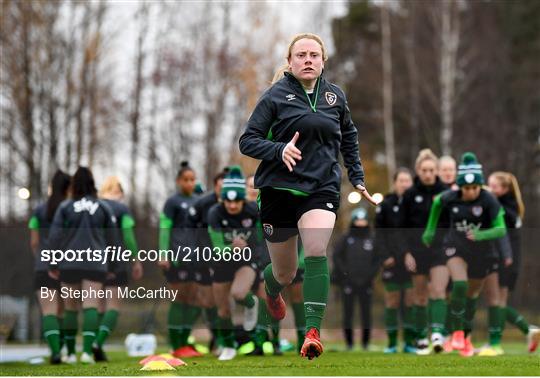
[259,187,340,243]
[498,263,518,290]
[443,246,497,280]
[34,271,61,290]
[193,263,213,286]
[105,271,129,287]
[381,262,411,285]
[59,269,106,284]
[164,264,194,283]
[211,261,258,283]
[410,247,447,275]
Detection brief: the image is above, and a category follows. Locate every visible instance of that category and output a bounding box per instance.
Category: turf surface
[1,344,539,376]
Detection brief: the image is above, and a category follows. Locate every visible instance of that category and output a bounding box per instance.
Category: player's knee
[231,288,248,302]
[415,295,428,306]
[275,270,295,286]
[304,242,326,257]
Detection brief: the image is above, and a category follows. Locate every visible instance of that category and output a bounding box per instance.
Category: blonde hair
[271,33,328,84]
[99,176,124,198]
[490,171,525,219]
[415,148,439,170]
[439,155,456,168]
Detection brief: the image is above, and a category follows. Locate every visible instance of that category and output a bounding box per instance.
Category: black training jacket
[48,196,120,272]
[239,72,365,194]
[332,227,379,287]
[374,192,405,262]
[401,177,448,253]
[497,193,521,264]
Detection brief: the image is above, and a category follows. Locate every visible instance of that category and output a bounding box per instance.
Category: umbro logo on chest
[286,94,296,101]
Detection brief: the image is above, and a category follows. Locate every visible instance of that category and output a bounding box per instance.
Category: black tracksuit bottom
[341,283,372,349]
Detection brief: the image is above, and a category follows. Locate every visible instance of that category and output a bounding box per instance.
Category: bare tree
[439,0,460,156]
[381,2,396,185]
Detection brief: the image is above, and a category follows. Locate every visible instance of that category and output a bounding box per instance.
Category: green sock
[303,256,329,332]
[58,318,64,351]
[253,299,269,348]
[178,304,197,347]
[97,312,104,326]
[403,306,416,345]
[464,297,478,337]
[292,302,305,352]
[270,318,280,342]
[414,305,428,339]
[205,306,219,340]
[218,316,235,348]
[384,308,398,348]
[42,315,61,355]
[264,264,284,298]
[505,306,529,335]
[429,299,447,334]
[488,306,502,346]
[499,307,506,335]
[450,281,468,332]
[168,302,183,350]
[95,309,118,347]
[236,292,256,308]
[63,310,78,355]
[443,303,452,336]
[82,308,98,354]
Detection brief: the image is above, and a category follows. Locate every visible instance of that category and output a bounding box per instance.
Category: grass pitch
[1,344,539,376]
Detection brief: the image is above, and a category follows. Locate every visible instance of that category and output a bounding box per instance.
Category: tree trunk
[439,0,460,156]
[381,3,396,186]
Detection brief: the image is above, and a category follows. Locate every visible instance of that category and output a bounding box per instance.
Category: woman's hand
[157,259,170,271]
[132,261,143,280]
[383,257,395,268]
[48,269,59,280]
[466,230,476,241]
[404,252,416,273]
[504,257,513,267]
[232,238,248,249]
[282,132,302,172]
[355,184,380,206]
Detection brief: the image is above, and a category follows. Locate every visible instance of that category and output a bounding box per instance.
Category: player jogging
[374,168,417,354]
[207,166,261,361]
[28,170,71,364]
[422,153,507,357]
[94,176,143,361]
[47,167,119,364]
[239,32,377,360]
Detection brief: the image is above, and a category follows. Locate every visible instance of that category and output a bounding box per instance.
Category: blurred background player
[374,168,416,354]
[28,170,71,364]
[158,161,202,358]
[487,172,539,352]
[187,168,228,355]
[47,167,119,364]
[207,166,261,360]
[333,207,378,351]
[401,149,449,354]
[423,153,507,357]
[94,176,143,361]
[439,156,458,189]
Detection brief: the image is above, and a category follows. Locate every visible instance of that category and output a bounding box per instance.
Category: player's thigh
[298,209,336,257]
[447,256,468,282]
[266,236,298,283]
[231,265,257,300]
[429,265,450,299]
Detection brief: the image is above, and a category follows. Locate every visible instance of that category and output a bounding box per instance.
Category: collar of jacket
[284,71,325,92]
[413,176,446,193]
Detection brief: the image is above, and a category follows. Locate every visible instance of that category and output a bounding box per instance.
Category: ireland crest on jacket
[325,92,337,106]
